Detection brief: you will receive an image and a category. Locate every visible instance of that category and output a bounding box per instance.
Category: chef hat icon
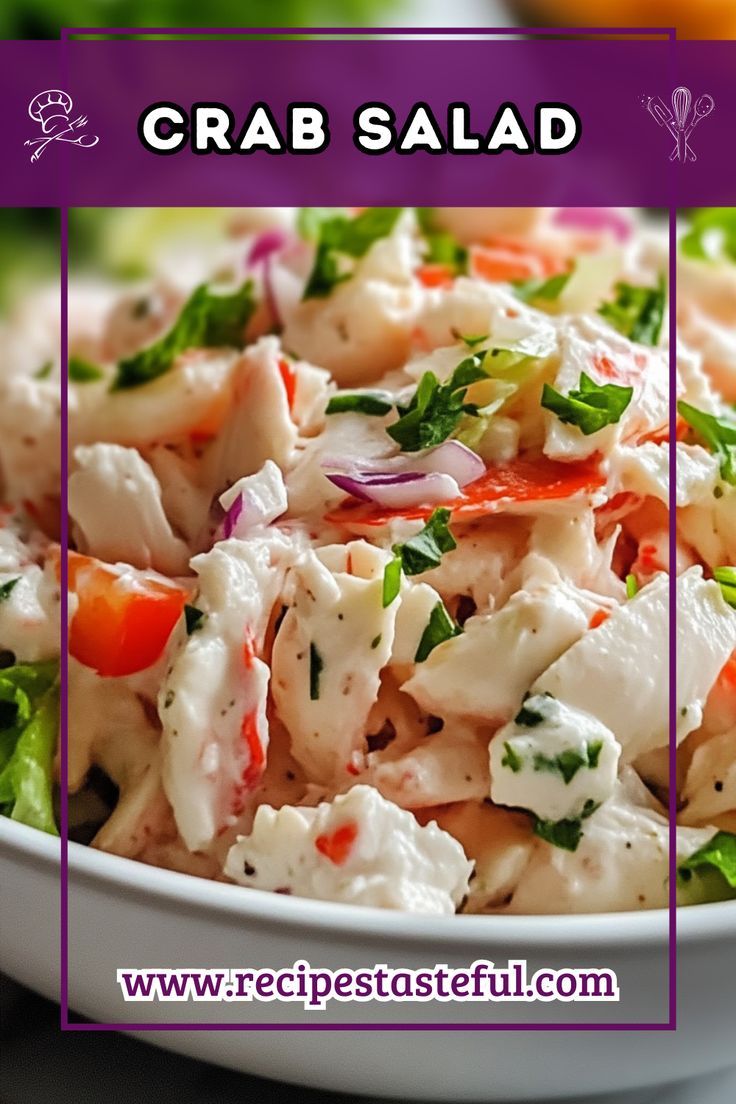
[28,90,73,133]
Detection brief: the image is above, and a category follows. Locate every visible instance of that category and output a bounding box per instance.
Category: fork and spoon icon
[24,90,99,163]
[641,86,714,162]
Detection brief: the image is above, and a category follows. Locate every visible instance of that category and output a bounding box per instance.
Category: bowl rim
[3,815,734,950]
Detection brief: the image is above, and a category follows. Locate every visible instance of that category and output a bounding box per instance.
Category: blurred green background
[1,0,392,38]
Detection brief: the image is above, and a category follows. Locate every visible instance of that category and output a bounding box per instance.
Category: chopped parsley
[501,742,523,773]
[677,401,736,484]
[587,740,603,768]
[393,508,456,576]
[112,279,255,391]
[387,353,489,452]
[414,600,462,663]
[533,740,604,785]
[0,578,20,603]
[513,270,571,304]
[184,604,205,635]
[69,356,104,383]
[532,799,600,853]
[326,392,393,417]
[541,370,633,436]
[309,642,324,701]
[714,566,736,608]
[625,573,639,599]
[514,693,554,727]
[597,277,665,346]
[299,207,404,299]
[678,831,736,896]
[370,634,382,650]
[680,208,736,265]
[382,556,402,608]
[34,361,53,380]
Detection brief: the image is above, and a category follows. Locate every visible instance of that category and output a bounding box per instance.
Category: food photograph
[1,201,735,1098]
[1,4,736,1104]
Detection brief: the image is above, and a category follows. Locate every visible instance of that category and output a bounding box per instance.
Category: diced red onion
[222,494,243,538]
[411,440,485,487]
[246,230,289,268]
[553,208,632,243]
[325,469,460,509]
[322,440,484,509]
[245,231,292,327]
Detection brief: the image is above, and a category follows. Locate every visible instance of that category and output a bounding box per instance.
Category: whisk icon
[641,86,714,163]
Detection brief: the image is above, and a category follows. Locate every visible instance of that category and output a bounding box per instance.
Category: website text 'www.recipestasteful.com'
[117,959,620,1010]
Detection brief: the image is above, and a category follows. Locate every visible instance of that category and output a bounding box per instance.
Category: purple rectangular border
[58,23,679,1034]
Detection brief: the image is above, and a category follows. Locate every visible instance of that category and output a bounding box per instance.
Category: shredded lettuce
[0,660,59,835]
[680,208,736,266]
[112,279,255,391]
[678,831,736,903]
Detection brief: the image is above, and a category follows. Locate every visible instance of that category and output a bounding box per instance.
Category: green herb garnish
[34,361,53,380]
[597,277,665,346]
[415,208,467,273]
[501,742,523,774]
[387,353,489,452]
[300,207,404,299]
[393,508,456,576]
[0,578,21,603]
[514,693,554,727]
[541,370,633,436]
[513,271,571,304]
[533,741,603,785]
[69,356,104,383]
[414,600,462,663]
[184,605,205,635]
[625,573,639,599]
[382,556,402,608]
[678,401,736,484]
[309,642,324,701]
[532,799,600,853]
[326,392,393,417]
[112,279,255,391]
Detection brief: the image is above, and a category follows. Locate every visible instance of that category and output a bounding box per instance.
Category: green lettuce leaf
[0,660,59,835]
[680,208,736,265]
[678,831,736,902]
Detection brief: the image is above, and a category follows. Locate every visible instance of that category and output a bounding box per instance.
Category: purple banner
[0,37,732,205]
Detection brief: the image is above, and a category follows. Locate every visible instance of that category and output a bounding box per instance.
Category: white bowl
[1,815,734,1101]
